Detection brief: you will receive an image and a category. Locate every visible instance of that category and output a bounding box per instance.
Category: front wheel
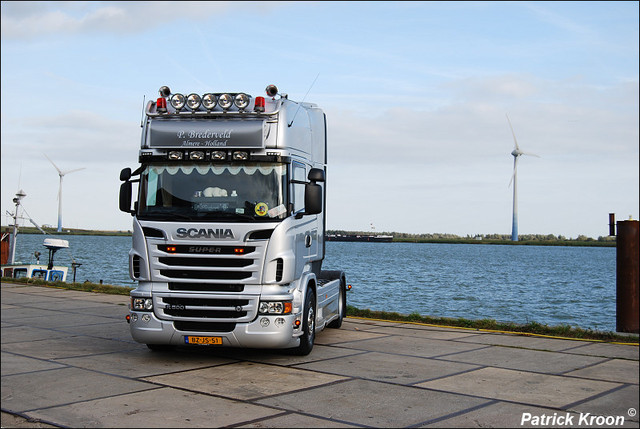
[290,289,316,356]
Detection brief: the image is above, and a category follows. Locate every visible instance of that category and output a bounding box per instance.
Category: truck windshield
[138,163,288,221]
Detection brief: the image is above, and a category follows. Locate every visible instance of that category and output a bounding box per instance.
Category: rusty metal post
[616,220,639,333]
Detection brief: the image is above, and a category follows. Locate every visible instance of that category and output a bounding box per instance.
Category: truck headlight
[132,297,153,311]
[258,301,292,315]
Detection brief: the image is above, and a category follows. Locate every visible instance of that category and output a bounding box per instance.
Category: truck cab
[120,85,346,355]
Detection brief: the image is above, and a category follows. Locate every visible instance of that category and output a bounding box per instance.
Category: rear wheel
[290,289,316,356]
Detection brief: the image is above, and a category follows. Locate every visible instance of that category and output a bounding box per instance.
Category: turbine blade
[62,167,86,176]
[44,153,62,175]
[505,114,520,151]
[520,151,541,158]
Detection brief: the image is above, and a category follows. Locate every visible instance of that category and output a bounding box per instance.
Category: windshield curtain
[138,163,288,221]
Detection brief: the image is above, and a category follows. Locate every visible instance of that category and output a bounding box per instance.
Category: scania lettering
[120,85,347,355]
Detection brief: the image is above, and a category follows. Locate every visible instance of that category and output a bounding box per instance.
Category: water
[9,234,617,332]
[11,233,135,288]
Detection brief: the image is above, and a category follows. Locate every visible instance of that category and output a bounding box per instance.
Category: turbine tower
[45,154,85,232]
[506,114,539,241]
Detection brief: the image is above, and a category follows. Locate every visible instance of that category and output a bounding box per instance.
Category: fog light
[131,313,138,322]
[275,318,285,328]
[260,317,270,328]
[168,151,183,160]
[142,314,151,323]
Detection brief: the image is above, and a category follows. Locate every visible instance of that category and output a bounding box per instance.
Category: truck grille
[149,242,264,326]
[154,294,258,324]
[152,244,260,284]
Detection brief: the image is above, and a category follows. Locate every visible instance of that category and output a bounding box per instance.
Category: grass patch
[346,305,639,344]
[1,277,132,295]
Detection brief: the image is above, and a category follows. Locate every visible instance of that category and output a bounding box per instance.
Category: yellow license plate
[185,336,223,345]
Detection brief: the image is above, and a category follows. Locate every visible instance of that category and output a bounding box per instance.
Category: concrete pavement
[1,282,638,428]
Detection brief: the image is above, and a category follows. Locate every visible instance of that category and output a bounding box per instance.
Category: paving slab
[442,344,609,374]
[1,367,156,413]
[2,283,638,428]
[294,350,482,385]
[27,387,282,428]
[255,378,492,427]
[143,361,348,400]
[416,367,623,408]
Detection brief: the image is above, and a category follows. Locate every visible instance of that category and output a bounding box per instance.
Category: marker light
[166,246,177,253]
[168,151,183,160]
[156,97,167,112]
[254,96,265,112]
[211,151,226,160]
[234,93,250,110]
[170,93,186,110]
[202,93,217,110]
[233,151,249,160]
[234,248,245,254]
[189,151,205,160]
[218,94,233,110]
[186,93,202,110]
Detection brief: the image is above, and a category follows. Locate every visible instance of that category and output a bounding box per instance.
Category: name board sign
[149,119,265,148]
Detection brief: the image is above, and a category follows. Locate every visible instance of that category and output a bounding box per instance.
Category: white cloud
[1,1,280,39]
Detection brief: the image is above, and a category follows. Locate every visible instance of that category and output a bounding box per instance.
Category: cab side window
[292,162,306,214]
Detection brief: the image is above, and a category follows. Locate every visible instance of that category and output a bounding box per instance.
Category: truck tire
[290,289,316,356]
[327,279,346,329]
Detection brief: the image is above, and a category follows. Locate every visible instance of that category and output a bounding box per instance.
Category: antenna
[140,95,146,128]
[288,73,320,127]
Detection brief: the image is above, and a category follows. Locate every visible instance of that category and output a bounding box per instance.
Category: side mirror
[120,168,132,181]
[308,168,325,182]
[119,181,133,214]
[304,183,322,215]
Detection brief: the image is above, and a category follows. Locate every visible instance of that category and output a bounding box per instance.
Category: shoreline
[4,226,615,247]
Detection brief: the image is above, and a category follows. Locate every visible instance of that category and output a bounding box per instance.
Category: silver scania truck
[119,85,347,355]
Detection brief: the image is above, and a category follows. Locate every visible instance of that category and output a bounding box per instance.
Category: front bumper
[128,310,302,349]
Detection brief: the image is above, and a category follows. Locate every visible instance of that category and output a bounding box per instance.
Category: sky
[1,1,638,239]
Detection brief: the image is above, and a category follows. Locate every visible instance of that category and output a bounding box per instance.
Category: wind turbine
[44,154,85,232]
[506,114,539,242]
